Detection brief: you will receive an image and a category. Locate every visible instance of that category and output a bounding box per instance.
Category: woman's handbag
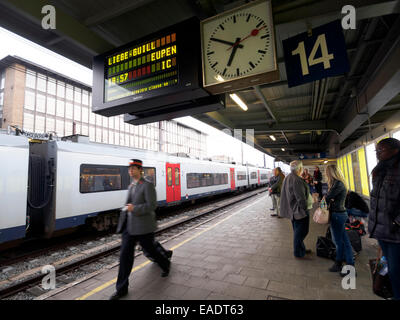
[313,199,330,224]
[369,258,393,299]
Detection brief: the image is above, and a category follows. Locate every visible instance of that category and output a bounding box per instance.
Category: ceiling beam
[339,16,400,143]
[238,120,339,133]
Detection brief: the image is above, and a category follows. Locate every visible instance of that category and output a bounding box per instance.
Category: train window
[237,171,247,180]
[187,172,229,188]
[250,172,257,179]
[80,165,128,193]
[167,167,172,186]
[175,168,180,186]
[261,174,268,180]
[143,167,156,186]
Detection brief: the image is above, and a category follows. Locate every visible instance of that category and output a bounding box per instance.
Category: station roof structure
[1,0,399,162]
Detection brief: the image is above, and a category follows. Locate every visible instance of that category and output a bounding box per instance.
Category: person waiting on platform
[313,166,323,201]
[268,174,278,212]
[301,168,314,192]
[345,191,369,219]
[269,167,285,218]
[109,159,172,300]
[368,138,400,300]
[324,164,355,276]
[280,160,312,258]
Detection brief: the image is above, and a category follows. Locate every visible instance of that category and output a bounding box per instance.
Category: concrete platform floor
[38,193,380,300]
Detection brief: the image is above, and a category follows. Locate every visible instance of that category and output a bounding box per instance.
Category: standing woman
[324,164,355,275]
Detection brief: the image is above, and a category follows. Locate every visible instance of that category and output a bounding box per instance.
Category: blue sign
[282,20,350,88]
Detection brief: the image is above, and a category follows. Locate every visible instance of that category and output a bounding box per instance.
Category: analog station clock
[201,0,279,94]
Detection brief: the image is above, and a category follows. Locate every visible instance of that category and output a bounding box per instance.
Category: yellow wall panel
[347,153,355,191]
[342,156,349,189]
[358,147,370,197]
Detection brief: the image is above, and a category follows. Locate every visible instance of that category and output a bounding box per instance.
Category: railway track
[0,187,267,300]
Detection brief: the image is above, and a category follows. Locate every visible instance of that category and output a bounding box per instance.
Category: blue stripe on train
[0,225,26,243]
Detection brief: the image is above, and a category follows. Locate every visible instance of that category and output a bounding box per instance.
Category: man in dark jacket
[368,138,400,300]
[269,167,285,217]
[110,159,172,300]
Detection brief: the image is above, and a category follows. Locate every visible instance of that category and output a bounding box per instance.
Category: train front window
[143,167,156,186]
[80,165,124,193]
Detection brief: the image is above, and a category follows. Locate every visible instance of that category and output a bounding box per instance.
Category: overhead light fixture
[281,148,285,151]
[229,93,248,111]
[324,160,328,164]
[214,75,225,82]
[269,135,276,141]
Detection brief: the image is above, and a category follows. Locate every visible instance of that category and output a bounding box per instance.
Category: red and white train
[0,132,273,245]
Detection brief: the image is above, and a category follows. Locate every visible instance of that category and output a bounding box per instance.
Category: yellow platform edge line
[75,195,266,300]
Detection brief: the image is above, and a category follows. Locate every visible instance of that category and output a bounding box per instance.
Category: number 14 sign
[282,20,350,88]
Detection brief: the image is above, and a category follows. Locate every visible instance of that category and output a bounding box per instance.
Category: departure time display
[104,32,178,102]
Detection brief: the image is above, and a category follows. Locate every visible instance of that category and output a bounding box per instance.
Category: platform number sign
[282,20,350,88]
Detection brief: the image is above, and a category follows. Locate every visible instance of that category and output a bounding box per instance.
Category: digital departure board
[92,18,224,121]
[104,32,178,102]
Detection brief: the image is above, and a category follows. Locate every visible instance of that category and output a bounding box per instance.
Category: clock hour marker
[211,62,218,68]
[256,21,263,28]
[246,14,251,22]
[219,24,224,30]
[222,68,227,76]
[258,50,266,54]
[237,68,240,76]
[249,61,255,68]
[261,34,270,39]
[233,15,236,23]
[207,51,215,55]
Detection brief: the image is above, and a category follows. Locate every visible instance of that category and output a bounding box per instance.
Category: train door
[166,163,181,203]
[230,168,235,190]
[258,170,260,184]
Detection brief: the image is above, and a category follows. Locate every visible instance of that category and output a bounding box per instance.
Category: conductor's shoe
[161,261,171,277]
[166,250,173,259]
[109,289,128,300]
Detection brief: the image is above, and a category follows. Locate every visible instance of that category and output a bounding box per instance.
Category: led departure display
[92,18,225,123]
[105,32,178,102]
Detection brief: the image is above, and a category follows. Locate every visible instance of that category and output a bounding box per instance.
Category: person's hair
[275,167,282,174]
[290,160,303,174]
[377,137,400,150]
[326,164,347,191]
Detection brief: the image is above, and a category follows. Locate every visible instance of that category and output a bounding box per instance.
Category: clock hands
[226,25,267,51]
[210,37,244,48]
[227,37,241,67]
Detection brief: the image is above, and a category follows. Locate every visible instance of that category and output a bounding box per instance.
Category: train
[0,132,273,245]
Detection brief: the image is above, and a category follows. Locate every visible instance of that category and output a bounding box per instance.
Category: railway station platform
[37,192,380,301]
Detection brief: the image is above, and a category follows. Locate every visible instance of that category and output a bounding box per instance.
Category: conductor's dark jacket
[116,177,158,235]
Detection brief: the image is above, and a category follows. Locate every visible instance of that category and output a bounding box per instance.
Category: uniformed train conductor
[110,159,171,300]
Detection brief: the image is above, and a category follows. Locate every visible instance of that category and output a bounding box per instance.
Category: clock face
[201,0,277,88]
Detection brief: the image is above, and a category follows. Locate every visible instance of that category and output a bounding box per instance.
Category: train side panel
[0,135,29,243]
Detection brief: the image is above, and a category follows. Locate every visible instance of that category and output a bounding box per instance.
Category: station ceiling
[0,0,399,162]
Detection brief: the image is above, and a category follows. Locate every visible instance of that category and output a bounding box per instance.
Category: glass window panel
[74,122,81,135]
[175,168,180,186]
[115,132,120,145]
[74,105,81,121]
[24,90,35,110]
[57,81,65,98]
[393,130,400,140]
[82,90,89,105]
[96,127,102,142]
[89,126,95,141]
[56,120,64,136]
[47,97,56,115]
[351,152,361,194]
[23,113,34,131]
[46,117,55,132]
[89,110,95,124]
[143,167,156,185]
[96,114,102,126]
[74,88,81,103]
[0,92,3,106]
[102,129,108,144]
[56,99,64,117]
[82,124,88,136]
[80,165,123,193]
[167,167,172,186]
[66,85,74,101]
[36,94,46,113]
[130,135,134,147]
[37,74,47,92]
[26,70,36,89]
[35,115,45,132]
[65,102,73,119]
[109,131,114,144]
[109,117,114,129]
[89,93,92,107]
[47,78,56,95]
[102,116,108,128]
[65,121,73,136]
[82,107,88,123]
